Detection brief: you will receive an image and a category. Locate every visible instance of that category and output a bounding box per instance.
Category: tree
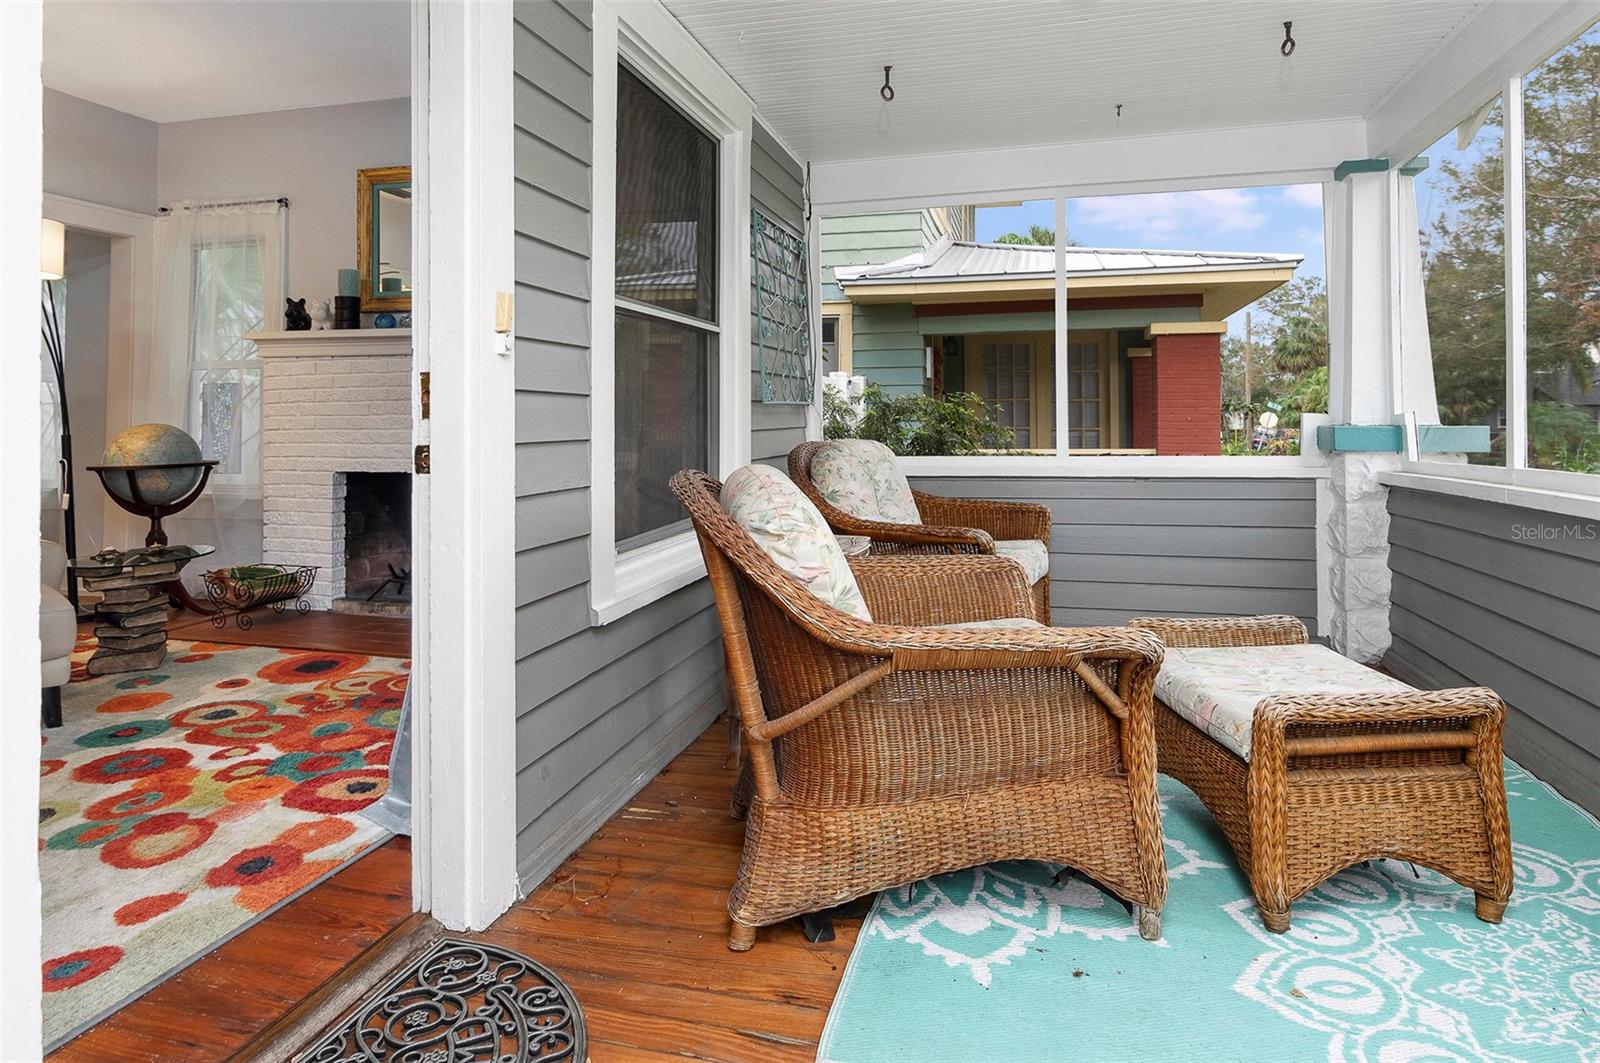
[992,224,1078,246]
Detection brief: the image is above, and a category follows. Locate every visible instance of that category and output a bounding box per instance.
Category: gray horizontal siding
[750,119,810,468]
[909,476,1319,629]
[1382,487,1600,816]
[511,0,722,889]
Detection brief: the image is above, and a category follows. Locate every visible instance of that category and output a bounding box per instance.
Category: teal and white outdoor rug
[818,762,1600,1062]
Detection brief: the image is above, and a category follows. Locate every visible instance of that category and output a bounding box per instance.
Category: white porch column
[1325,169,1399,664]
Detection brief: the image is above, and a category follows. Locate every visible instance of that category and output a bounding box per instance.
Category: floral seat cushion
[1155,643,1417,760]
[995,539,1049,584]
[720,463,871,621]
[809,439,923,525]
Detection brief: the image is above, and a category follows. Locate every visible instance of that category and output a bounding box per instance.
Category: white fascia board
[810,118,1366,213]
[1367,0,1600,164]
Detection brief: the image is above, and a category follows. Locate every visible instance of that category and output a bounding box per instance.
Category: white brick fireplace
[252,329,413,610]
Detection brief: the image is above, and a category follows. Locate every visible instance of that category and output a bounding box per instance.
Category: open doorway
[36,1,416,1053]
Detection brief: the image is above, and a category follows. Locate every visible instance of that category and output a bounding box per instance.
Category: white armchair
[41,540,75,727]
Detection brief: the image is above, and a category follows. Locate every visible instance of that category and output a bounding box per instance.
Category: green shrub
[823,382,1014,456]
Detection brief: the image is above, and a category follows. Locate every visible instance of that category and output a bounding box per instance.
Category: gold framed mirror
[356,165,412,312]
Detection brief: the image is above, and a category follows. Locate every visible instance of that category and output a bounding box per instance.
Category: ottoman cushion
[1155,643,1415,760]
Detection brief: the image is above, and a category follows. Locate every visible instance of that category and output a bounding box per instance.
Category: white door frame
[411,0,520,930]
[1,3,45,1057]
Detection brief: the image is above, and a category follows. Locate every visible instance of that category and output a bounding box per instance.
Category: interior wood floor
[473,725,857,1061]
[166,607,412,658]
[47,609,414,1062]
[47,838,414,1063]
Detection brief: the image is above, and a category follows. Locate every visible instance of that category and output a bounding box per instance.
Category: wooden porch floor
[474,725,857,1060]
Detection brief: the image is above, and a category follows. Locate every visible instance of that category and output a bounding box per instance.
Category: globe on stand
[90,423,218,547]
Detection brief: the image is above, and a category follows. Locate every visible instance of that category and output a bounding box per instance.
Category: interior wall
[157,97,410,308]
[43,89,158,214]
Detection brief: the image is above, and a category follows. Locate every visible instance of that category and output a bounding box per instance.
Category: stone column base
[1325,452,1400,663]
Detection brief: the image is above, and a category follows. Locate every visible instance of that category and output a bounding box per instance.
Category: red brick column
[1151,332,1222,455]
[1129,355,1155,449]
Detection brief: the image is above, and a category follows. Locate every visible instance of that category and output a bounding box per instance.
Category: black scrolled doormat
[297,938,587,1062]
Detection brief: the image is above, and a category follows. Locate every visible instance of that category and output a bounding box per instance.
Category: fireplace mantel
[247,329,412,358]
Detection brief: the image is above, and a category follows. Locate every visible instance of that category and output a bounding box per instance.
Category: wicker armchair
[1129,615,1513,933]
[789,440,1053,623]
[671,469,1167,950]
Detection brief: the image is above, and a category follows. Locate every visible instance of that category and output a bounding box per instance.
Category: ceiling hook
[1115,103,1123,120]
[1281,21,1296,58]
[880,65,895,103]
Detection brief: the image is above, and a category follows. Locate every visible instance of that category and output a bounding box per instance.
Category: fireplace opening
[338,472,412,616]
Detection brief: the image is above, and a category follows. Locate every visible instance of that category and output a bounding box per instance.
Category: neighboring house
[823,225,1301,455]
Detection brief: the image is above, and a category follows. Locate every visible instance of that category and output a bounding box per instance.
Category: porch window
[1402,99,1506,466]
[1398,18,1600,483]
[587,0,753,625]
[1521,23,1600,473]
[613,65,718,548]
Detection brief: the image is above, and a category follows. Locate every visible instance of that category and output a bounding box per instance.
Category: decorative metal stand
[297,938,586,1063]
[202,564,318,630]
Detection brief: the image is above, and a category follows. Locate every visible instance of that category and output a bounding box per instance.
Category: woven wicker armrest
[913,492,1052,546]
[843,622,1165,685]
[1129,614,1307,649]
[842,515,997,553]
[848,553,1034,627]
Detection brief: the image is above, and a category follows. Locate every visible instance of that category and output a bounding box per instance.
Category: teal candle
[381,276,402,292]
[338,268,360,297]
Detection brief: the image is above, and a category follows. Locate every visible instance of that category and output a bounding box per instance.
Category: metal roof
[834,238,1304,286]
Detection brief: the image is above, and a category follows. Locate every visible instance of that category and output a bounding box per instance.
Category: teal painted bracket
[1333,158,1389,182]
[1315,423,1491,453]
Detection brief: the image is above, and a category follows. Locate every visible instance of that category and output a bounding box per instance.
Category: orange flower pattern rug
[39,635,408,1048]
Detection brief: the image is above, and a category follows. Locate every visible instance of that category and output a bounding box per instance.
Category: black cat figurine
[285,297,311,331]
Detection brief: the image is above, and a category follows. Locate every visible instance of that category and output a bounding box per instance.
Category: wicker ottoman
[1130,615,1513,933]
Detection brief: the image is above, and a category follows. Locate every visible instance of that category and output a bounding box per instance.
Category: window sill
[590,531,707,625]
[1380,469,1600,520]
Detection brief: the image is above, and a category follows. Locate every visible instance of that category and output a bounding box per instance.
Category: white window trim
[589,0,752,626]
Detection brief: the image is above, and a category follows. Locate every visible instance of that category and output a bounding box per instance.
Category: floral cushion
[931,617,1044,630]
[720,463,872,621]
[995,539,1049,584]
[810,440,923,525]
[1155,643,1417,760]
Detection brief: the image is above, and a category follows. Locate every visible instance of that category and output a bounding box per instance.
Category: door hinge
[420,371,430,420]
[414,444,431,474]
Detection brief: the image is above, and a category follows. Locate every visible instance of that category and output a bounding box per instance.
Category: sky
[974,185,1326,336]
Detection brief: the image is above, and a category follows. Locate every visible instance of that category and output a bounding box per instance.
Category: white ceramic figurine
[308,298,333,331]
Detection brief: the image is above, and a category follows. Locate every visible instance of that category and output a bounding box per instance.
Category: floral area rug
[819,762,1600,1062]
[39,634,408,1049]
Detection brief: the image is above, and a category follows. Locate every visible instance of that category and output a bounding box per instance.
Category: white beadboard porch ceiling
[661,0,1488,162]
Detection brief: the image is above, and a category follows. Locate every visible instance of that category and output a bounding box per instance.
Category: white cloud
[1072,188,1267,242]
[1282,184,1324,209]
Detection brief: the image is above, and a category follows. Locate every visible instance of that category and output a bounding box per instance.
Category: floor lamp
[40,218,87,618]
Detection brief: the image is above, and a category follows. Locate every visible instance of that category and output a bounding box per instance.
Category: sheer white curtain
[140,200,285,587]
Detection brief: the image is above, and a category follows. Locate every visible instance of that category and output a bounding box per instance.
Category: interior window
[614,64,719,548]
[187,240,265,480]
